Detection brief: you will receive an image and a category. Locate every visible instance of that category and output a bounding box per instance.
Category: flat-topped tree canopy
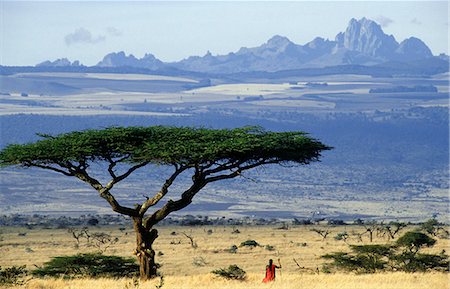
[0,126,330,169]
[0,125,331,280]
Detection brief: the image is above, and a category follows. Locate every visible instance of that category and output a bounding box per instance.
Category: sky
[1,1,449,66]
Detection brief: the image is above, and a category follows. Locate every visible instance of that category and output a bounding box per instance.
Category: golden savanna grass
[1,225,448,288]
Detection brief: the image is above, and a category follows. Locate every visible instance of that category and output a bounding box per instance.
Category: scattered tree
[323,231,449,273]
[0,126,329,279]
[311,228,330,241]
[362,221,379,242]
[393,232,448,272]
[381,221,407,240]
[395,231,436,254]
[421,218,449,238]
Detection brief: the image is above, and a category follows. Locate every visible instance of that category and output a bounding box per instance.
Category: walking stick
[278,258,282,281]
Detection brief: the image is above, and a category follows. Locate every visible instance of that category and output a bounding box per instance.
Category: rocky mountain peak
[337,17,398,58]
[395,37,433,61]
[36,58,82,67]
[266,35,292,47]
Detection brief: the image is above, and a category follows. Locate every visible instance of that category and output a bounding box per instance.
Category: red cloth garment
[262,264,276,283]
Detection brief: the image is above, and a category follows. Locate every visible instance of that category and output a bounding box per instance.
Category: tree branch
[204,159,278,183]
[104,161,150,191]
[138,164,189,216]
[73,168,139,217]
[24,162,74,176]
[143,178,206,229]
[203,159,245,175]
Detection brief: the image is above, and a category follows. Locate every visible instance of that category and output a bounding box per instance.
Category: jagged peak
[266,35,293,47]
[142,53,156,59]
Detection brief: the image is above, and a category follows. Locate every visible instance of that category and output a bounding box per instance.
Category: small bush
[0,265,27,285]
[265,245,275,251]
[239,240,260,247]
[334,232,349,242]
[32,253,138,278]
[192,256,208,267]
[212,265,246,280]
[228,245,238,253]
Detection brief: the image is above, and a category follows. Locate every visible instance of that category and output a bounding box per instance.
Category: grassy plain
[1,225,448,288]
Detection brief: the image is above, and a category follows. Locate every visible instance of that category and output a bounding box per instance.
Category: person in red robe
[262,258,282,283]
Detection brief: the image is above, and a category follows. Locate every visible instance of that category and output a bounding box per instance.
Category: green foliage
[32,253,138,278]
[0,265,27,285]
[212,265,246,280]
[0,126,330,167]
[420,218,448,238]
[239,240,260,247]
[334,231,349,242]
[323,231,448,273]
[322,244,392,273]
[396,231,436,253]
[392,251,449,272]
[265,244,275,251]
[421,219,440,236]
[228,245,238,253]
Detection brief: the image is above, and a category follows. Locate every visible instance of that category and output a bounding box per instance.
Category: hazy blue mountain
[395,37,433,62]
[36,58,82,67]
[34,18,437,74]
[171,17,435,72]
[335,17,398,59]
[96,51,165,70]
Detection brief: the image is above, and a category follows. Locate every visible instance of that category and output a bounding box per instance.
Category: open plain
[0,225,448,288]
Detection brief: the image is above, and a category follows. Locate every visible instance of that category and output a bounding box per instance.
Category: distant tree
[311,228,330,241]
[322,244,393,273]
[0,126,329,280]
[380,221,408,240]
[393,231,448,272]
[87,217,99,226]
[396,231,436,254]
[363,221,379,242]
[420,218,448,238]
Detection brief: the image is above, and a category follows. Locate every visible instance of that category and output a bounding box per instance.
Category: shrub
[212,265,246,280]
[240,240,260,247]
[396,231,436,253]
[265,245,275,251]
[32,253,138,278]
[228,245,238,253]
[0,265,27,285]
[192,256,208,267]
[334,232,349,242]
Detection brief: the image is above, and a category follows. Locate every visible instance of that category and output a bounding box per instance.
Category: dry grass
[1,225,448,288]
[15,272,448,289]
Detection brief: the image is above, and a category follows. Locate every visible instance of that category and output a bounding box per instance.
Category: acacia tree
[0,126,330,279]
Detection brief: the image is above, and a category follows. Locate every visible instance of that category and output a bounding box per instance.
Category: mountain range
[37,18,443,73]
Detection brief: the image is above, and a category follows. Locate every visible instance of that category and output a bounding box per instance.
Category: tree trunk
[133,217,158,280]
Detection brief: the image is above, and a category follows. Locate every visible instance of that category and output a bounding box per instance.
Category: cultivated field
[1,225,448,288]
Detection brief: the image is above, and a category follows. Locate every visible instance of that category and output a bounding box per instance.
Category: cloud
[106,27,122,37]
[411,18,422,25]
[375,16,394,28]
[64,28,106,46]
